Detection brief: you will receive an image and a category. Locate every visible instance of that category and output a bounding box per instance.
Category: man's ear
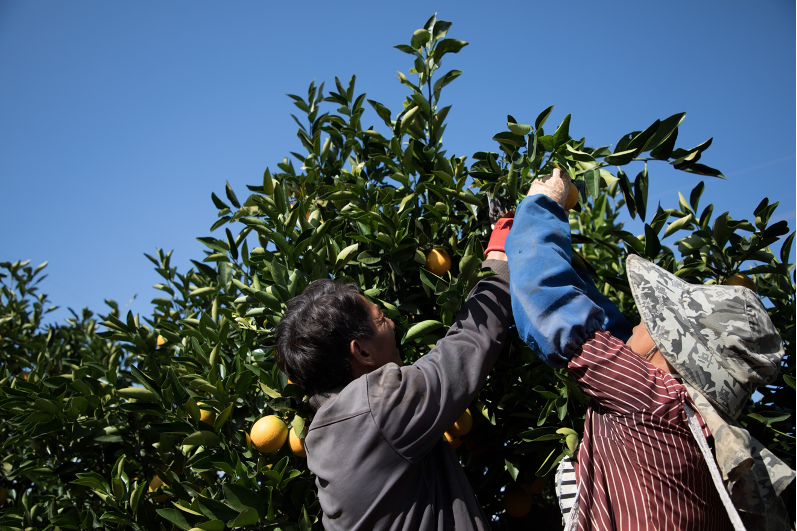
[349,338,375,378]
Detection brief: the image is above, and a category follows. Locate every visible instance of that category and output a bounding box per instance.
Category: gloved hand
[485,212,514,254]
[527,167,572,209]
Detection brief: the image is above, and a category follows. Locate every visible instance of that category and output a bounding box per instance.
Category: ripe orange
[564,182,579,210]
[444,431,462,450]
[503,483,532,518]
[448,409,473,437]
[156,335,167,346]
[724,274,756,293]
[148,476,169,503]
[528,476,547,495]
[425,248,451,277]
[289,426,307,457]
[250,415,289,453]
[197,403,216,426]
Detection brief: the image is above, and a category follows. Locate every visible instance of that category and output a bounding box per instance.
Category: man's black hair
[275,279,375,396]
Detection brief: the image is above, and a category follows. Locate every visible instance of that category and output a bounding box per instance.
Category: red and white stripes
[567,331,733,531]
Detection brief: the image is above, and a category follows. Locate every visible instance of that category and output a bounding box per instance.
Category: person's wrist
[486,251,507,262]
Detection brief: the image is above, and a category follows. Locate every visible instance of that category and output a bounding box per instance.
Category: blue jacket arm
[505,195,606,367]
[573,266,633,342]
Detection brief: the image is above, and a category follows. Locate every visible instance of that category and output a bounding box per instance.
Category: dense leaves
[0,15,793,530]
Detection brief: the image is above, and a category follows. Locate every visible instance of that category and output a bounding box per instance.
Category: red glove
[485,212,514,254]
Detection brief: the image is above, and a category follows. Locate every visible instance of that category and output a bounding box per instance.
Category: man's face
[358,296,403,369]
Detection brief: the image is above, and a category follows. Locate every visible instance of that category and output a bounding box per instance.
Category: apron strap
[684,402,747,531]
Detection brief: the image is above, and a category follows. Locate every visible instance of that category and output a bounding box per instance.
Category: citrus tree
[0,14,793,531]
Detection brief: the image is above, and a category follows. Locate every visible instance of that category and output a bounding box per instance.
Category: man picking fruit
[275,222,515,530]
[505,168,794,530]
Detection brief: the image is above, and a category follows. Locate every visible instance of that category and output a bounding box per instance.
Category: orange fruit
[148,476,169,503]
[289,426,307,457]
[197,403,216,426]
[425,248,451,276]
[528,476,547,495]
[156,335,167,346]
[448,409,473,437]
[724,274,756,293]
[250,416,289,453]
[503,483,532,517]
[444,431,462,450]
[564,182,579,210]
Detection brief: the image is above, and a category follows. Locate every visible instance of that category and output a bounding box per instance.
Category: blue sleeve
[573,266,633,342]
[505,195,605,368]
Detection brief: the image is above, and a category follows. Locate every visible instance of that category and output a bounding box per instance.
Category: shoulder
[309,376,370,430]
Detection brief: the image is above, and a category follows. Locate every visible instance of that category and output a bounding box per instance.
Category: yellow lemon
[425,248,451,277]
[250,416,289,453]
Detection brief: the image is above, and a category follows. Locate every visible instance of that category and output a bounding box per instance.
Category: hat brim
[625,255,749,418]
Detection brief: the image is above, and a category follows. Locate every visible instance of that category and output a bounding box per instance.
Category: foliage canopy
[1,14,793,531]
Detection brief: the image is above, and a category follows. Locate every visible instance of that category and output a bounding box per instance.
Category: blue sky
[1,1,794,325]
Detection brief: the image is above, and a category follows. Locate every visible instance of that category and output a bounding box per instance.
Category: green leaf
[663,214,695,238]
[552,114,571,150]
[166,367,189,406]
[780,231,795,264]
[183,431,220,447]
[432,70,463,98]
[585,168,601,198]
[505,459,519,481]
[223,484,266,520]
[432,38,468,61]
[228,508,259,527]
[335,243,359,270]
[402,320,444,344]
[117,386,160,402]
[213,404,233,431]
[643,112,685,153]
[617,169,636,219]
[644,224,661,257]
[712,212,731,248]
[156,509,198,531]
[292,414,306,439]
[192,520,225,531]
[688,181,705,213]
[225,181,241,209]
[535,105,554,130]
[783,374,795,390]
[130,481,146,513]
[410,29,430,49]
[211,193,229,210]
[634,167,649,221]
[507,122,531,136]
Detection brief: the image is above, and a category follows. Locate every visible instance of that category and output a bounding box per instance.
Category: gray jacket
[304,260,511,530]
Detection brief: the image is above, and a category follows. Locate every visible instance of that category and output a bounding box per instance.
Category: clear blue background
[1,1,794,325]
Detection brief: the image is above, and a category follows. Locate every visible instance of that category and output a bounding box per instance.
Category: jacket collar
[308,384,346,412]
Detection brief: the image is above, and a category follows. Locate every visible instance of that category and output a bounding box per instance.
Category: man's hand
[527,167,572,209]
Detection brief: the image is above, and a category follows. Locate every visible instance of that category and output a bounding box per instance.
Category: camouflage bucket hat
[625,254,784,419]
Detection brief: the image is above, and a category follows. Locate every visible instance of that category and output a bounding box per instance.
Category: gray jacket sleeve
[366,260,511,463]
